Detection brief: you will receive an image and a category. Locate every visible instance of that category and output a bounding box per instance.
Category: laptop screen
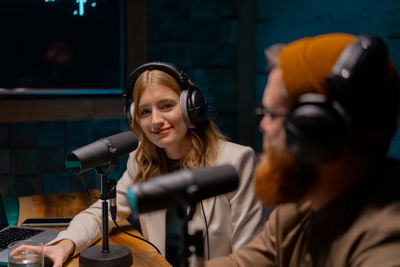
[0,196,9,230]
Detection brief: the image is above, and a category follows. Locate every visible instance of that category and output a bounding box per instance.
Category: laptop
[0,195,61,264]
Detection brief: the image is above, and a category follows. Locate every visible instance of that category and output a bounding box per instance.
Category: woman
[43,62,266,266]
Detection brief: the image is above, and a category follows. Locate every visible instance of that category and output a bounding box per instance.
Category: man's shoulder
[330,159,400,261]
[269,202,313,234]
[330,194,400,264]
[355,192,400,233]
[276,201,312,220]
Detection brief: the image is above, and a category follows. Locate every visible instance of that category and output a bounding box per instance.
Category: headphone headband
[329,34,388,83]
[124,61,207,129]
[124,62,191,103]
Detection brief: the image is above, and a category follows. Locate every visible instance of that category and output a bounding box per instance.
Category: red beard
[254,133,316,206]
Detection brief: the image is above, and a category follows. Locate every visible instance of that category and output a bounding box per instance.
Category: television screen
[0,0,124,95]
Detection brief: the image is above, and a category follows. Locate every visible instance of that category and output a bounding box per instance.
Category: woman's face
[137,83,191,159]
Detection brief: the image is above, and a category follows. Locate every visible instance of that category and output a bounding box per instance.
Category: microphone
[65,130,139,174]
[127,164,239,214]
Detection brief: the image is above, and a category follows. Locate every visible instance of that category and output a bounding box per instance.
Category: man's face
[255,68,316,206]
[259,68,290,140]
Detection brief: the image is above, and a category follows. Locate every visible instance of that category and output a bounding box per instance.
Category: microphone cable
[73,172,161,255]
[107,182,162,256]
[201,145,211,261]
[112,219,162,255]
[68,159,163,257]
[200,200,210,261]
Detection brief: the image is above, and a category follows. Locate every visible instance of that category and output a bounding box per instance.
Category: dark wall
[0,0,147,197]
[2,0,400,197]
[255,0,400,159]
[146,0,241,141]
[0,0,243,197]
[0,119,128,197]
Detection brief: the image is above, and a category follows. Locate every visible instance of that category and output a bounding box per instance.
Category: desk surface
[18,191,171,267]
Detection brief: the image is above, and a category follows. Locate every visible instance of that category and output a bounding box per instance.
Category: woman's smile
[152,126,173,135]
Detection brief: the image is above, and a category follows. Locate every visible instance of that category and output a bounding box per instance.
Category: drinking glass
[7,239,44,267]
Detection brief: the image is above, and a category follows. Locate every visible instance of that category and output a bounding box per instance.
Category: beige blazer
[50,140,266,260]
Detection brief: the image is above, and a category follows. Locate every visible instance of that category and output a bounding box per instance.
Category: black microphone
[65,131,139,174]
[127,164,239,214]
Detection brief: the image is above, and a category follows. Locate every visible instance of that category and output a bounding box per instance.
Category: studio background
[1,0,400,197]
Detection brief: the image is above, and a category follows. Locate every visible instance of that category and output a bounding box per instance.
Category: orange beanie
[279,33,356,99]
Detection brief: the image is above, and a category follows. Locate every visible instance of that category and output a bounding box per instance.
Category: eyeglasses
[254,104,288,121]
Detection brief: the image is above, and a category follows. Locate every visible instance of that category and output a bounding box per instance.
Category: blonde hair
[130,69,227,182]
[264,43,286,69]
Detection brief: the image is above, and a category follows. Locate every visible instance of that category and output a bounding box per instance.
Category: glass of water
[7,239,44,267]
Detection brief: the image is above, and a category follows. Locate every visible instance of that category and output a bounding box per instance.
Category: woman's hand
[9,239,75,267]
[43,239,75,267]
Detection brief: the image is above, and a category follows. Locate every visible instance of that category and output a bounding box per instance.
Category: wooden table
[17,191,171,267]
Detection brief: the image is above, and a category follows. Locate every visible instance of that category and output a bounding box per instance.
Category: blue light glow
[76,0,87,16]
[72,1,97,16]
[43,0,98,16]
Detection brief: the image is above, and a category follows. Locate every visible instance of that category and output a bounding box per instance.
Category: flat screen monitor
[0,0,124,96]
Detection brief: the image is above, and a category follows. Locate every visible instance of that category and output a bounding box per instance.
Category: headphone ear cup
[124,100,134,129]
[285,94,350,165]
[180,89,193,128]
[180,87,207,128]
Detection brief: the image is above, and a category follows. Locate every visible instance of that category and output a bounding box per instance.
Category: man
[205,33,400,266]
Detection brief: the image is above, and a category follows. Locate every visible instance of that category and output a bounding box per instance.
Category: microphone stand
[177,203,204,267]
[79,162,133,267]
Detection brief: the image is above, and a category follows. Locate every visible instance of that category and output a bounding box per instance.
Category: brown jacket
[206,158,400,267]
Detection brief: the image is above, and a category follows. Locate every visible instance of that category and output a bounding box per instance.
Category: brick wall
[0,119,128,197]
[147,0,240,140]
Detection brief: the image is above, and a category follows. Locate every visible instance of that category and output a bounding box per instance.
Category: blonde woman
[44,62,266,267]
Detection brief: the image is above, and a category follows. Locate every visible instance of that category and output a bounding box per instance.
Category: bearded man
[205,33,400,267]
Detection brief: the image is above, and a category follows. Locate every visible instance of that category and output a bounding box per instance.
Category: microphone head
[189,164,239,201]
[127,164,239,214]
[65,131,139,174]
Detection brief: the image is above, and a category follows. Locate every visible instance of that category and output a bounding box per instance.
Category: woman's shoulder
[217,140,255,154]
[126,149,140,176]
[215,140,256,164]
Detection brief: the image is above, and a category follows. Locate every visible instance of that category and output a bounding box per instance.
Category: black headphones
[123,62,207,129]
[124,62,211,258]
[284,34,389,165]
